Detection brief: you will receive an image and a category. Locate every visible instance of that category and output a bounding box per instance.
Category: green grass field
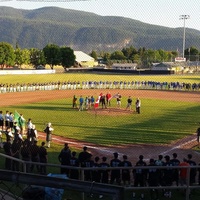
[0,74,200,200]
[0,73,200,84]
[1,73,199,146]
[5,97,199,146]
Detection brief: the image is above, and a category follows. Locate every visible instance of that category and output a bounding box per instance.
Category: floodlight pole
[179,15,190,59]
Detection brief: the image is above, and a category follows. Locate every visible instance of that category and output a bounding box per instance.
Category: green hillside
[0,6,200,52]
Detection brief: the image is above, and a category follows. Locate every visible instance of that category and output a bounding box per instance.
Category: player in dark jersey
[78,146,91,167]
[133,155,147,187]
[163,155,173,198]
[99,156,110,184]
[155,154,165,186]
[119,155,132,186]
[187,154,197,186]
[84,153,94,181]
[92,156,101,183]
[38,141,48,175]
[170,153,180,186]
[58,143,71,175]
[147,158,159,200]
[69,151,79,179]
[110,152,121,185]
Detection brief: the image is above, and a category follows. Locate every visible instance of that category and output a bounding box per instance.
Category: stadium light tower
[179,15,190,59]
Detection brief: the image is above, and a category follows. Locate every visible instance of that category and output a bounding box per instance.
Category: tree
[90,50,98,60]
[60,46,76,70]
[185,46,199,61]
[110,51,126,60]
[15,47,30,69]
[122,45,137,60]
[43,44,61,69]
[29,48,44,68]
[0,42,15,69]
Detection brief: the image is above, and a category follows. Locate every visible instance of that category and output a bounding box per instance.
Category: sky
[0,0,200,31]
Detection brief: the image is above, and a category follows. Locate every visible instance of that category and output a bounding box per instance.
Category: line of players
[58,145,200,199]
[0,80,199,93]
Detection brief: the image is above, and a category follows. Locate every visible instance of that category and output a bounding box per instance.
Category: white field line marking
[39,133,197,156]
[161,137,197,155]
[38,134,115,154]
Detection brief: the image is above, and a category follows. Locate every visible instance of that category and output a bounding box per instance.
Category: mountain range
[0,6,200,53]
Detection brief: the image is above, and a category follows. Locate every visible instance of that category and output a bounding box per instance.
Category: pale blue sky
[1,0,200,30]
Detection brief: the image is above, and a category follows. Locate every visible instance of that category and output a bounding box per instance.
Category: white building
[111,63,137,70]
[74,51,98,68]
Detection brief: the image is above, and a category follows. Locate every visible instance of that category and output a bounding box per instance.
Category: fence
[0,152,200,200]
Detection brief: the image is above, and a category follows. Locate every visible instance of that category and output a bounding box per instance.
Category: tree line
[0,42,75,70]
[1,41,200,70]
[91,46,200,67]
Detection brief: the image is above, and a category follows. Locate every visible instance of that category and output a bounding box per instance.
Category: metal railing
[0,152,200,200]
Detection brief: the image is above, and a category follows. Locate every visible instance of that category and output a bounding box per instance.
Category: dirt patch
[87,107,134,116]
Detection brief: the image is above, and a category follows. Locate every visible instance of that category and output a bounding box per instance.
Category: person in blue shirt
[78,95,84,111]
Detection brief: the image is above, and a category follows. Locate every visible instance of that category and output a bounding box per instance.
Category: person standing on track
[44,122,54,148]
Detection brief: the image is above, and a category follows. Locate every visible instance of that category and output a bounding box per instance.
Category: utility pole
[179,15,190,59]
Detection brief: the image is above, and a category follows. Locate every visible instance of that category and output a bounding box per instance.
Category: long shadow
[80,104,200,145]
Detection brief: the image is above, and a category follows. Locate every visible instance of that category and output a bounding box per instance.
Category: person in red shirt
[179,158,190,186]
[106,92,111,107]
